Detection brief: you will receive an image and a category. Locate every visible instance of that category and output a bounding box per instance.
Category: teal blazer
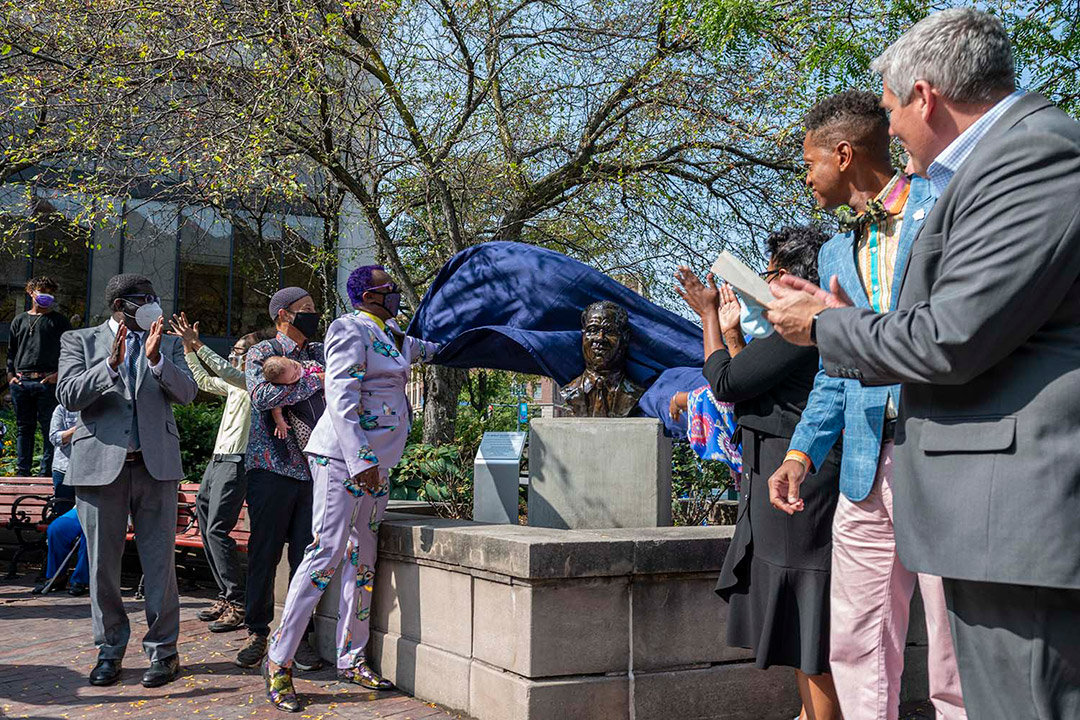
[788,175,936,502]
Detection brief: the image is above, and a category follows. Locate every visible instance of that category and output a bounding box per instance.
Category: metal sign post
[473,431,527,524]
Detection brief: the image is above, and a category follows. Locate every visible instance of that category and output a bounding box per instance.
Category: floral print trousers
[267,454,389,669]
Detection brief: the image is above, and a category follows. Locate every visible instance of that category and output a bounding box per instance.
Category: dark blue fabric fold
[406,242,710,436]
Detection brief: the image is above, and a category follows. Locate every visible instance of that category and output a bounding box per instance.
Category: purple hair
[346,264,387,306]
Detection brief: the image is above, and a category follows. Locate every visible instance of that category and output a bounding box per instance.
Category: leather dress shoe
[142,655,180,688]
[89,658,122,686]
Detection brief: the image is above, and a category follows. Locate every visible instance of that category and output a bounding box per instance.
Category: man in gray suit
[765,9,1080,718]
[57,274,198,688]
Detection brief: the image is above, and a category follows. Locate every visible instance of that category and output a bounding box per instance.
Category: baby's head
[263,356,303,385]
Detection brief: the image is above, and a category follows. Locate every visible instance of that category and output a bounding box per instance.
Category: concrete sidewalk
[0,577,468,720]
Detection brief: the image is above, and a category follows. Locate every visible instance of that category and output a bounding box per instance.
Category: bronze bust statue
[561,300,646,418]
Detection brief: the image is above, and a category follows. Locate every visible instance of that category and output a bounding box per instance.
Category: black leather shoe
[142,655,180,688]
[89,658,122,686]
[68,582,88,596]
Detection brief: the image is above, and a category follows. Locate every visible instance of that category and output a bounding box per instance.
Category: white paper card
[709,251,774,307]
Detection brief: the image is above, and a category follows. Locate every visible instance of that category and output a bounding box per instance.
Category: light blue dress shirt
[926,90,1026,197]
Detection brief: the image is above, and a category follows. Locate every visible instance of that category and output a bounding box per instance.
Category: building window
[229,220,327,337]
[178,208,231,337]
[31,215,91,325]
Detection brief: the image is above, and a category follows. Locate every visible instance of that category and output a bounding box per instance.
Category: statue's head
[581,300,630,373]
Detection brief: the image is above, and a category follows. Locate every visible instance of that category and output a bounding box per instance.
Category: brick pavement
[0,577,468,720]
[0,574,937,720]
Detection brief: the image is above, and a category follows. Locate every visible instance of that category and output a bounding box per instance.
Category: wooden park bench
[128,481,251,598]
[1,476,69,580]
[4,478,251,594]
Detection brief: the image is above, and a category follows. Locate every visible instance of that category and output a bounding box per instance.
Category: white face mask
[133,302,163,332]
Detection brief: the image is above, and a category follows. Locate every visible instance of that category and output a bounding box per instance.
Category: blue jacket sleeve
[787,361,846,471]
[787,238,848,470]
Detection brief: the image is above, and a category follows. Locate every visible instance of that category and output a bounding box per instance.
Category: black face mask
[289,311,321,340]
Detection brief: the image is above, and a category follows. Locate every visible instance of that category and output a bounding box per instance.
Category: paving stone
[0,577,468,720]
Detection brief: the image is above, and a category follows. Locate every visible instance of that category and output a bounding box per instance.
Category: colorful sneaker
[197,598,228,622]
[262,657,302,712]
[338,662,394,690]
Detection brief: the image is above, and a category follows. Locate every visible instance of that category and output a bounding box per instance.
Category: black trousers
[944,578,1080,720]
[10,379,57,476]
[196,458,247,605]
[243,468,313,636]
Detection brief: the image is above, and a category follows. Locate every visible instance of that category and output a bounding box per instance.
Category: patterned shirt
[851,171,912,421]
[245,331,325,481]
[855,171,911,313]
[927,90,1026,197]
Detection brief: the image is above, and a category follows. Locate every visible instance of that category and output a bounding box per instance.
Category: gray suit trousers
[944,578,1080,720]
[75,460,180,662]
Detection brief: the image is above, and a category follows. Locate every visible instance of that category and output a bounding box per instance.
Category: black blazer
[702,332,820,439]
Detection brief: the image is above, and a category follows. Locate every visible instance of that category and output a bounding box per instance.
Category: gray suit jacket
[57,321,199,485]
[816,93,1080,590]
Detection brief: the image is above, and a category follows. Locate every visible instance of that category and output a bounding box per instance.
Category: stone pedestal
[347,515,934,720]
[527,417,672,529]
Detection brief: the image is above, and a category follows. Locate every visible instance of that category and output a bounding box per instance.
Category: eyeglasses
[366,282,400,295]
[758,269,784,282]
[121,293,160,306]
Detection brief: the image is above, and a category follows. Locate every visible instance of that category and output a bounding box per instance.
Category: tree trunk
[423,364,467,445]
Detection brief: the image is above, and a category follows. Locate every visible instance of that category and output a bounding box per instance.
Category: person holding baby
[235,287,327,672]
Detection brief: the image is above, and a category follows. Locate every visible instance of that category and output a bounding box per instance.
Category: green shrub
[672,441,733,526]
[391,443,473,518]
[174,402,224,482]
[0,407,41,476]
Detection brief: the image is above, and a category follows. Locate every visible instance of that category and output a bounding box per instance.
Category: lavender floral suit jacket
[304,311,438,479]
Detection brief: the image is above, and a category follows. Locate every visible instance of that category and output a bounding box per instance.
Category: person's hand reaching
[674,267,720,319]
[168,312,202,352]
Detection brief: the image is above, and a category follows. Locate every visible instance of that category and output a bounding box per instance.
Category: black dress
[703,332,841,676]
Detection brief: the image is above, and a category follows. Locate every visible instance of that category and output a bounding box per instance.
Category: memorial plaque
[479,432,527,461]
[474,431,528,524]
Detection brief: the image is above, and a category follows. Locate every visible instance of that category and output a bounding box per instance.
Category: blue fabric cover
[406,242,708,436]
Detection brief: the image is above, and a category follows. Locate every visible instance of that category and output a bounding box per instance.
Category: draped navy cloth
[405,242,709,436]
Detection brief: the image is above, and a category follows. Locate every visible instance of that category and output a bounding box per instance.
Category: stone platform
[306,515,934,720]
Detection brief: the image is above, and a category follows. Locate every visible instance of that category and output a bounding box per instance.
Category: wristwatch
[810,311,823,344]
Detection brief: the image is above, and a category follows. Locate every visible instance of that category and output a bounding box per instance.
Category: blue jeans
[9,379,57,476]
[52,470,75,515]
[47,507,89,586]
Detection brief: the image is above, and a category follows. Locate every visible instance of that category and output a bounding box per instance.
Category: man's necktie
[127,332,140,390]
[127,332,141,451]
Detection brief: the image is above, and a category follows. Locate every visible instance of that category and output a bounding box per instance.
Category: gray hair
[871,8,1015,104]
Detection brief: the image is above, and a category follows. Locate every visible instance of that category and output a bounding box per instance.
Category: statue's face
[582,305,627,372]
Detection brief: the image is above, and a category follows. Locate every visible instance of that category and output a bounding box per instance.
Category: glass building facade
[0,187,374,356]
